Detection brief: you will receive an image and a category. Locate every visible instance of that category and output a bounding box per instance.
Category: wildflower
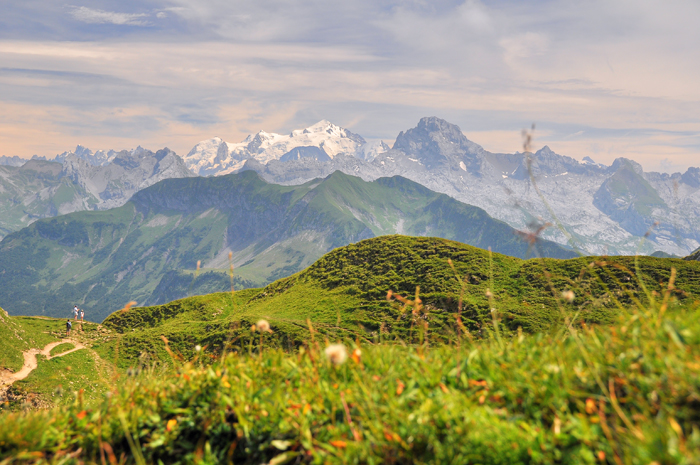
[195,345,201,352]
[553,416,561,435]
[562,290,575,303]
[256,319,272,333]
[585,398,596,414]
[325,344,348,365]
[485,289,493,299]
[351,348,362,364]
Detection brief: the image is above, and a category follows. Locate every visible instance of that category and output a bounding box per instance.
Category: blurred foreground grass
[1,294,698,464]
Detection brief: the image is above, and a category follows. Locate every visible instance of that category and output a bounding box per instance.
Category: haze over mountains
[0,147,194,238]
[0,170,574,321]
[1,117,699,256]
[185,117,700,256]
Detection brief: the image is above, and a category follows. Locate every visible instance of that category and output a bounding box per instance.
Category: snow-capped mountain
[5,116,699,257]
[237,117,700,257]
[183,120,369,176]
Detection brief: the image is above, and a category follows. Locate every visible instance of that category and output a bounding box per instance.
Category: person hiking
[80,309,84,321]
[66,319,72,336]
[73,305,79,320]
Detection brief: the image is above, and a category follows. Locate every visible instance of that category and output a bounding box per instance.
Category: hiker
[73,305,79,320]
[66,319,72,336]
[80,309,84,321]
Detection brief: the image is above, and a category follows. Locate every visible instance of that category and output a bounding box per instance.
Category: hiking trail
[0,339,86,389]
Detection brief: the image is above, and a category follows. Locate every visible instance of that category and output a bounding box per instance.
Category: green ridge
[0,171,575,322]
[100,235,700,365]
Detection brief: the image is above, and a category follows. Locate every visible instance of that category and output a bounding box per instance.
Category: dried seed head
[324,344,348,365]
[256,319,271,333]
[562,290,575,303]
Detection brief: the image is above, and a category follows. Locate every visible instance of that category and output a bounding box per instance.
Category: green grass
[6,349,112,411]
[97,236,700,367]
[49,343,74,357]
[1,317,113,411]
[0,295,698,464]
[0,236,699,462]
[0,312,64,372]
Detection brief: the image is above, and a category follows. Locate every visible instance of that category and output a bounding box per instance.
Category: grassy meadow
[1,297,698,464]
[1,235,699,463]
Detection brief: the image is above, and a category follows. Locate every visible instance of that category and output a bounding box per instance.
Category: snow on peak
[185,120,367,175]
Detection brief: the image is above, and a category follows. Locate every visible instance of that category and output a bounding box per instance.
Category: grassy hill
[1,293,698,463]
[1,236,699,463]
[0,309,113,410]
[0,170,575,322]
[100,235,700,366]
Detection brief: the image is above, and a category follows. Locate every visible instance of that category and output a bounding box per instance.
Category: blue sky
[1,0,698,172]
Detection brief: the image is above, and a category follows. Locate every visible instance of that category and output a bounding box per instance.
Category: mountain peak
[392,116,484,170]
[307,119,333,130]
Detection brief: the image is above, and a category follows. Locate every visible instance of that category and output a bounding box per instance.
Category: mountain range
[0,170,574,322]
[0,147,194,239]
[224,118,699,257]
[2,117,698,256]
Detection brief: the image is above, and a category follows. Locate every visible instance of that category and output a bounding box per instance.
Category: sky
[0,0,698,173]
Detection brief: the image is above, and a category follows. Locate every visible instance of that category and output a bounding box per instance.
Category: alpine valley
[0,170,576,322]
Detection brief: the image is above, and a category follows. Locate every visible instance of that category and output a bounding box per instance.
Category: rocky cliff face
[685,247,700,261]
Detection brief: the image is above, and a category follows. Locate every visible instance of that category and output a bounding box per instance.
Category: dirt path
[0,339,86,389]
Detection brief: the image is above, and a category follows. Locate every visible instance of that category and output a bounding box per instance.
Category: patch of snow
[459,161,467,171]
[185,120,367,175]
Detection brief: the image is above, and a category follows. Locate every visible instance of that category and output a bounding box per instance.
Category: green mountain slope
[0,171,575,322]
[101,235,700,365]
[0,309,113,410]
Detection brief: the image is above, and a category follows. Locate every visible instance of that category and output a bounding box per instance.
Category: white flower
[256,319,272,333]
[324,344,348,365]
[195,345,201,352]
[562,290,575,303]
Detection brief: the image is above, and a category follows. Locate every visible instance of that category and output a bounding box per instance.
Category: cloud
[69,6,151,26]
[0,0,697,172]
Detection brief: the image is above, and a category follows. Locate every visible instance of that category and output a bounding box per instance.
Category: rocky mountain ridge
[199,117,698,257]
[5,116,698,256]
[0,148,194,239]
